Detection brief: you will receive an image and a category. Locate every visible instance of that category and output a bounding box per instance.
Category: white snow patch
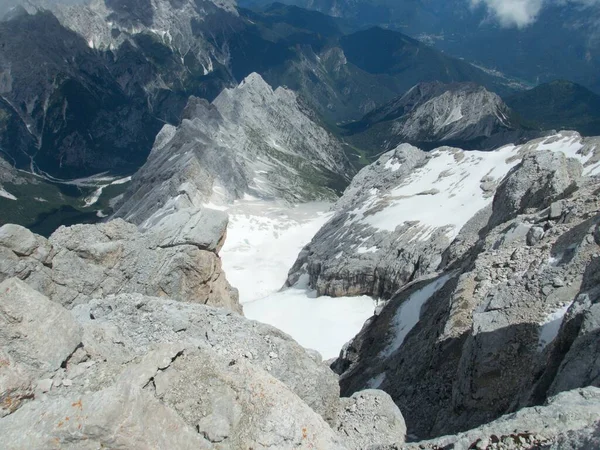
[585,161,600,177]
[220,199,375,359]
[84,186,104,207]
[384,159,402,172]
[202,202,228,212]
[244,284,375,360]
[366,372,386,389]
[382,274,452,358]
[358,147,521,239]
[110,176,132,185]
[0,187,16,200]
[357,246,378,254]
[221,200,333,302]
[538,302,573,350]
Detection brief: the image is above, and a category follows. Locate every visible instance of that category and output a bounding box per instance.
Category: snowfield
[346,132,600,243]
[219,199,375,359]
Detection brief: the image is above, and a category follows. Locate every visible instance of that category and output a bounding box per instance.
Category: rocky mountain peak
[346,81,526,151]
[40,0,236,69]
[114,73,354,225]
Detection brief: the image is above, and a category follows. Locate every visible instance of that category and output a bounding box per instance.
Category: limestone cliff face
[331,134,600,439]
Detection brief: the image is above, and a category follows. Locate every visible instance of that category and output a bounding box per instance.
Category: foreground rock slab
[0,278,409,449]
[0,213,240,313]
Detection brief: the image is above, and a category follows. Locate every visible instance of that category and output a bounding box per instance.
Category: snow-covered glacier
[219,198,375,359]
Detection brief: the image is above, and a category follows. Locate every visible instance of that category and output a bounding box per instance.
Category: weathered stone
[395,388,600,450]
[490,151,582,227]
[337,389,406,449]
[72,294,341,425]
[0,350,33,417]
[146,207,229,253]
[0,379,210,450]
[0,225,38,256]
[0,278,81,374]
[549,201,564,220]
[131,345,348,449]
[0,220,240,313]
[527,226,545,246]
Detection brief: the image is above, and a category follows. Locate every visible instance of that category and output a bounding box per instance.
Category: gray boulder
[0,278,81,373]
[337,389,407,449]
[0,215,240,313]
[0,373,211,449]
[0,349,34,418]
[489,150,582,227]
[0,224,41,257]
[129,345,348,449]
[71,293,341,425]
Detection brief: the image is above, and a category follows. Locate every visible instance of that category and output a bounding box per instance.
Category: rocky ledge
[0,195,407,448]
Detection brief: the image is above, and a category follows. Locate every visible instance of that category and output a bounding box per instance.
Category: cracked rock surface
[0,277,406,449]
[0,210,240,313]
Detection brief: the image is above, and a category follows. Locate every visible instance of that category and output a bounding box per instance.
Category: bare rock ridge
[288,132,600,300]
[327,132,600,442]
[114,72,354,225]
[346,81,542,151]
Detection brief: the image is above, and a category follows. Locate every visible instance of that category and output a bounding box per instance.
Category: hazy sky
[471,0,600,28]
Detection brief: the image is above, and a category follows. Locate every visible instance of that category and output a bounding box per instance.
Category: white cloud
[471,0,600,28]
[471,0,543,27]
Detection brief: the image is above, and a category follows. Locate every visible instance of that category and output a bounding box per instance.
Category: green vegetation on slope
[506,80,600,136]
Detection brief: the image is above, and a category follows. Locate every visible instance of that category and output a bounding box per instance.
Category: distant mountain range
[1,0,598,235]
[240,0,600,95]
[0,0,516,180]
